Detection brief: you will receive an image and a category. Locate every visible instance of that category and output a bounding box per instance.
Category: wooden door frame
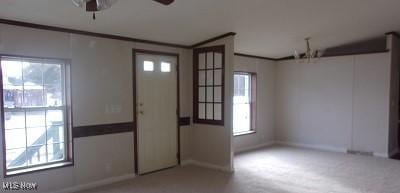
[132,49,181,175]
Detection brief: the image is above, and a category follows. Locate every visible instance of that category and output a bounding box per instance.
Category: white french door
[136,53,178,174]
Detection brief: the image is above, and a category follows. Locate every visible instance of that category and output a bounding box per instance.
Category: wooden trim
[386,31,400,39]
[72,122,134,138]
[193,45,225,126]
[0,18,190,49]
[5,162,73,178]
[234,53,277,61]
[276,50,390,61]
[132,49,181,174]
[233,130,256,137]
[0,56,7,178]
[132,51,138,173]
[251,73,257,132]
[191,32,236,48]
[179,117,191,126]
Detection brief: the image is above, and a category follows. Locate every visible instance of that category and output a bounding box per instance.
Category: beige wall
[233,56,276,152]
[276,53,391,157]
[0,23,193,193]
[190,36,235,170]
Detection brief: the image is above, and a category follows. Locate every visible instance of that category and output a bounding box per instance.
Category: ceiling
[0,0,400,58]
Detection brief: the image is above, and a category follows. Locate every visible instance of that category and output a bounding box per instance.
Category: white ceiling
[1,0,400,58]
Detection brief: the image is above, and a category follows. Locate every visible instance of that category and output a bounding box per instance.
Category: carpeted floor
[78,145,400,193]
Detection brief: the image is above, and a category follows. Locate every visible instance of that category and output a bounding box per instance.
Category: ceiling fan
[72,0,175,20]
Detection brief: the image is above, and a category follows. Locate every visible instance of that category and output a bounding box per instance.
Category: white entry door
[136,53,178,174]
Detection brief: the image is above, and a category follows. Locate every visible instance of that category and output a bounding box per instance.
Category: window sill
[5,161,73,178]
[234,130,256,137]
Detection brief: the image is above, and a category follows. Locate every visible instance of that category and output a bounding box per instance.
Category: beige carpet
[78,145,400,193]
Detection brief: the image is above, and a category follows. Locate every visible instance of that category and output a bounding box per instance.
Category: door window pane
[198,53,205,69]
[206,103,213,119]
[214,69,222,85]
[143,61,154,71]
[198,103,205,119]
[206,87,213,102]
[206,52,214,69]
[214,104,222,121]
[194,46,225,125]
[198,71,206,86]
[214,53,222,68]
[214,87,222,103]
[161,62,171,72]
[198,87,205,102]
[206,70,213,86]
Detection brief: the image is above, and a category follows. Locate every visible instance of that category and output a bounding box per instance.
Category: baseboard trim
[181,160,232,172]
[234,141,275,154]
[389,147,400,158]
[275,141,347,153]
[374,152,389,158]
[50,173,136,193]
[276,141,390,158]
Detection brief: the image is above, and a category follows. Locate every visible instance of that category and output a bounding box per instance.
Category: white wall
[233,55,276,152]
[0,23,193,193]
[190,36,235,171]
[276,53,391,157]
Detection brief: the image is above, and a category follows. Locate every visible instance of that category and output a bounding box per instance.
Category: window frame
[0,54,73,177]
[193,45,225,125]
[233,71,257,136]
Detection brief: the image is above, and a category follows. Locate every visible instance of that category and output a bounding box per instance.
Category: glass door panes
[194,46,225,125]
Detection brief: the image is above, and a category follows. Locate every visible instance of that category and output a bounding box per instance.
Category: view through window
[233,72,256,135]
[1,56,70,173]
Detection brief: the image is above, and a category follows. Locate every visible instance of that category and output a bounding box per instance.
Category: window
[233,72,256,136]
[143,61,154,71]
[161,62,171,72]
[193,45,224,125]
[1,55,72,176]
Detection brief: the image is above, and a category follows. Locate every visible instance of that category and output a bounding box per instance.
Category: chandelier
[72,0,118,20]
[294,38,324,63]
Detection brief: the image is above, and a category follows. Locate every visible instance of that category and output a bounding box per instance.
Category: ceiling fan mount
[72,0,175,20]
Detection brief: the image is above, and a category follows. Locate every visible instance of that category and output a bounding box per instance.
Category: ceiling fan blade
[153,0,175,5]
[86,0,98,11]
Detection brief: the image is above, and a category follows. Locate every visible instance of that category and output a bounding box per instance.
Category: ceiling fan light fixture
[72,0,91,8]
[72,0,174,20]
[72,0,118,20]
[96,0,118,11]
